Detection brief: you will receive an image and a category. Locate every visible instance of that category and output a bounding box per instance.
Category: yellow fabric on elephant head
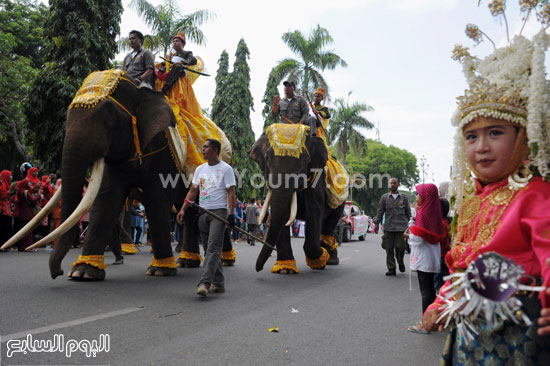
[266,123,310,159]
[155,58,232,175]
[70,69,126,109]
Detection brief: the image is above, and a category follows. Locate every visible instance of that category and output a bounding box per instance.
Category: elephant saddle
[266,123,310,159]
[70,69,127,109]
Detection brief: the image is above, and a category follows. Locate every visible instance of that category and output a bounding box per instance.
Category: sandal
[407,324,430,334]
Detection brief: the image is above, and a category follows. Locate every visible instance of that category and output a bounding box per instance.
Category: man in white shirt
[177,139,236,297]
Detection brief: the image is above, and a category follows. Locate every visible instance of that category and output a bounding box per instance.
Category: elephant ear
[308,136,328,170]
[136,88,177,149]
[249,133,269,173]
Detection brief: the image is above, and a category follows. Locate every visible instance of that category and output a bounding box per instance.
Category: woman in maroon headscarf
[0,170,13,248]
[13,178,41,251]
[406,183,445,334]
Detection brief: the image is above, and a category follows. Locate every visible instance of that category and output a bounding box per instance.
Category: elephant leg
[303,189,329,270]
[69,166,130,281]
[141,182,177,277]
[270,225,298,274]
[320,202,345,265]
[120,201,136,254]
[221,228,235,266]
[177,206,202,268]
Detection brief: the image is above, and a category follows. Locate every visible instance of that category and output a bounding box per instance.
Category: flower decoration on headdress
[536,3,550,27]
[488,0,505,17]
[451,44,470,61]
[450,1,550,212]
[465,24,483,44]
[519,0,538,12]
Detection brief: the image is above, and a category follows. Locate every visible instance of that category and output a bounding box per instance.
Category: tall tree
[328,92,374,166]
[127,0,214,56]
[211,39,260,200]
[274,25,347,97]
[211,50,230,127]
[23,0,123,172]
[0,0,48,172]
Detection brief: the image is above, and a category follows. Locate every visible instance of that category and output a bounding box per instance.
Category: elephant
[249,124,345,274]
[26,69,232,280]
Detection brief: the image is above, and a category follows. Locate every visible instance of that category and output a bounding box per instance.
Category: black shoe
[399,264,406,273]
[385,270,396,276]
[113,258,124,265]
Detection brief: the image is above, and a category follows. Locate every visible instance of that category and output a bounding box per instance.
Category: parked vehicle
[341,201,368,242]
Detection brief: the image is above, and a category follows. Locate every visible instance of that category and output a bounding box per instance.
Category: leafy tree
[0,0,47,68]
[23,0,123,171]
[273,25,347,97]
[211,50,230,125]
[0,0,48,172]
[343,139,419,215]
[328,92,374,166]
[211,39,261,200]
[127,0,214,56]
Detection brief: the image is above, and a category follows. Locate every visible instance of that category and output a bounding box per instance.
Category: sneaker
[209,284,225,293]
[196,284,208,297]
[113,258,124,265]
[385,270,396,276]
[399,264,406,273]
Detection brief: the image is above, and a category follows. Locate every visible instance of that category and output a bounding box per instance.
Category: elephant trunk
[255,188,294,272]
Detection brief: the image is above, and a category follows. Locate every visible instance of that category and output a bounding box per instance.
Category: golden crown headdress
[450,0,550,211]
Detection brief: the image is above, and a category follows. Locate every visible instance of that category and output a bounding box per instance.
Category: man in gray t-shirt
[244,198,260,246]
[374,177,411,276]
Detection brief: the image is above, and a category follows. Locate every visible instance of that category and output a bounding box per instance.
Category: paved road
[0,233,445,365]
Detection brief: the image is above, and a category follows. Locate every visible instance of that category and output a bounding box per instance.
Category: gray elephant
[28,69,226,280]
[249,123,345,274]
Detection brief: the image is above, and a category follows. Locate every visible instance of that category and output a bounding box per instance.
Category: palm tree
[328,92,374,166]
[122,0,215,56]
[274,25,347,98]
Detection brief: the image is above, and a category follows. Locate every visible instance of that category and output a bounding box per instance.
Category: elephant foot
[221,249,236,267]
[176,258,201,268]
[69,264,106,281]
[145,266,177,276]
[271,260,299,274]
[305,247,329,270]
[321,242,339,265]
[273,268,298,274]
[221,259,235,267]
[177,252,202,268]
[327,248,339,265]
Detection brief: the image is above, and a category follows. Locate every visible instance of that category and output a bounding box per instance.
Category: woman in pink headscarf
[406,183,445,334]
[0,170,13,248]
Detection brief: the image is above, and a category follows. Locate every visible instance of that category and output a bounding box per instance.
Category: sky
[118,0,544,189]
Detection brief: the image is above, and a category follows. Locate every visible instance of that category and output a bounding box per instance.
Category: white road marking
[1,306,145,342]
[341,257,352,261]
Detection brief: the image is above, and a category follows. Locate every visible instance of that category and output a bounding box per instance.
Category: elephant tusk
[257,190,272,225]
[26,159,105,251]
[0,186,62,250]
[285,191,297,227]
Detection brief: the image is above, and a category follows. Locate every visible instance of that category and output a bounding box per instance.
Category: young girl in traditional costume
[422,3,550,364]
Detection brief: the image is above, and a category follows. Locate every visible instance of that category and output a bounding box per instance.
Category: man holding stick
[177,139,236,298]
